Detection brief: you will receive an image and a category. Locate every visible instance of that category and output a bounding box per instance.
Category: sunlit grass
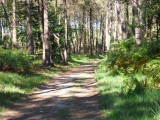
[0,54,103,115]
[69,54,104,65]
[0,107,6,116]
[95,61,160,120]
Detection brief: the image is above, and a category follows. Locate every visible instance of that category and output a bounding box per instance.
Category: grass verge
[0,54,103,114]
[95,60,160,120]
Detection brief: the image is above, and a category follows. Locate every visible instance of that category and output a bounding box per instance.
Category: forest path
[1,61,101,120]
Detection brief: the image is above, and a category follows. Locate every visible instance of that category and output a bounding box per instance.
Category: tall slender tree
[12,0,17,47]
[89,7,93,56]
[125,0,130,38]
[42,0,51,65]
[116,0,123,40]
[26,0,34,54]
[106,0,110,51]
[63,0,68,64]
[38,0,44,45]
[132,0,142,45]
[1,0,12,48]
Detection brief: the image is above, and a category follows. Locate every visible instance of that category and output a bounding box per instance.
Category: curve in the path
[1,61,101,120]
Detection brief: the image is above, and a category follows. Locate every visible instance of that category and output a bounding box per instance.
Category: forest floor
[1,61,101,120]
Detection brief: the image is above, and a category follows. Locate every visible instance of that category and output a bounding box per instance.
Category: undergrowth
[107,37,160,93]
[96,61,160,120]
[96,37,160,120]
[0,48,32,71]
[0,52,103,114]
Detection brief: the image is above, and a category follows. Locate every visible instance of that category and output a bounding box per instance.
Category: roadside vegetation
[1,0,160,119]
[0,51,102,115]
[95,38,160,120]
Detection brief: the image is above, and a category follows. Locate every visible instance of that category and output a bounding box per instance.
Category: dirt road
[1,61,101,120]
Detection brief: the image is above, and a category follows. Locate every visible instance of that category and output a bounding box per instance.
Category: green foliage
[106,37,160,93]
[0,54,103,114]
[0,48,32,71]
[143,58,160,85]
[95,61,160,120]
[68,54,104,65]
[0,71,46,109]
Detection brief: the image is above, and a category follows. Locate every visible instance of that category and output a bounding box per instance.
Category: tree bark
[82,6,86,53]
[12,0,17,47]
[1,0,12,48]
[87,15,90,53]
[95,18,98,54]
[63,0,68,64]
[38,0,43,42]
[42,0,51,65]
[53,33,66,63]
[79,20,82,53]
[100,14,104,53]
[26,0,34,54]
[116,0,127,40]
[106,1,110,51]
[125,1,130,38]
[114,1,117,41]
[132,0,142,45]
[90,7,93,56]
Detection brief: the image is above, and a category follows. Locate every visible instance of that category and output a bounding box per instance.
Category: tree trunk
[63,0,68,64]
[53,33,66,63]
[38,0,44,43]
[42,0,51,65]
[87,15,90,53]
[106,1,110,51]
[26,0,34,54]
[125,1,130,38]
[114,1,117,41]
[1,0,12,48]
[55,0,57,13]
[100,14,104,53]
[90,7,93,56]
[116,0,122,40]
[132,0,142,45]
[38,0,44,63]
[109,1,113,36]
[140,0,146,36]
[82,6,86,53]
[79,20,82,53]
[75,17,79,53]
[95,18,98,54]
[0,18,5,48]
[12,0,17,47]
[68,17,72,54]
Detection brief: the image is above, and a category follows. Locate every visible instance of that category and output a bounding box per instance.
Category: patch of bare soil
[1,61,101,120]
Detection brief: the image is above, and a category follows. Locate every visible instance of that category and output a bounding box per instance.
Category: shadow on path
[1,62,101,120]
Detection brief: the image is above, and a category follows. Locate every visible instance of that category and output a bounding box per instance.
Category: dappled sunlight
[1,62,100,120]
[2,85,26,94]
[67,73,93,79]
[96,61,160,120]
[0,0,160,119]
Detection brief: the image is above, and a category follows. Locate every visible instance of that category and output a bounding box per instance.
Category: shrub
[0,48,32,71]
[106,37,160,93]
